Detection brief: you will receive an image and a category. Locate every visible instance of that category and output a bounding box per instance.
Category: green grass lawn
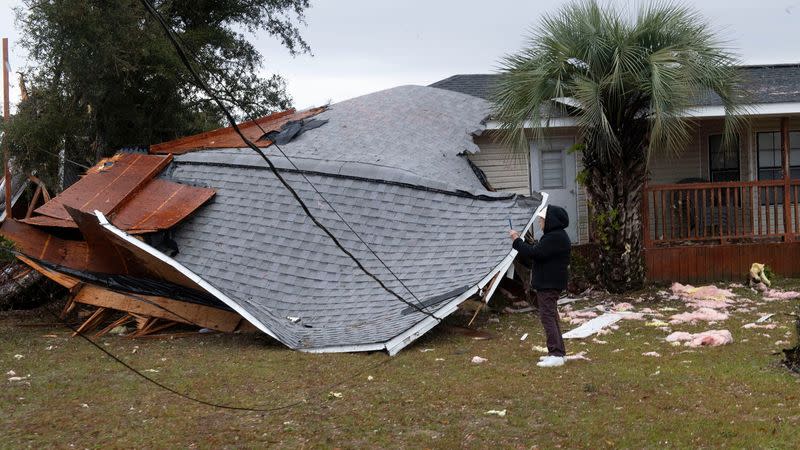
[3,280,800,449]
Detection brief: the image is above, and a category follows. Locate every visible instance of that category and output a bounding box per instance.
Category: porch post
[781,117,794,242]
[642,180,651,249]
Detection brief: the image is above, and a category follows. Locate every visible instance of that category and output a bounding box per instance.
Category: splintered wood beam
[131,319,178,337]
[15,254,81,290]
[60,297,76,320]
[73,284,245,333]
[94,313,135,338]
[72,307,109,336]
[25,184,42,219]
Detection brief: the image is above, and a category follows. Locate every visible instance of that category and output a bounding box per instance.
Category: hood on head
[543,204,569,233]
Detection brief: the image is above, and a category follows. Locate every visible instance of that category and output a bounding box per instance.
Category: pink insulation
[666,330,733,347]
[669,308,729,324]
[762,289,800,301]
[670,283,736,308]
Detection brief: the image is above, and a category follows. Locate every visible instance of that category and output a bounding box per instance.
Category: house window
[757,131,800,180]
[540,144,565,189]
[757,131,800,204]
[708,134,739,182]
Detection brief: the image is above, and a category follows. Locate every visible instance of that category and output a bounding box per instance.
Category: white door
[530,137,578,243]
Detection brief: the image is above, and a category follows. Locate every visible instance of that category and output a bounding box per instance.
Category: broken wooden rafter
[73,284,248,333]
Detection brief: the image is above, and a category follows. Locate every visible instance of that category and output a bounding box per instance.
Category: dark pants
[536,289,566,357]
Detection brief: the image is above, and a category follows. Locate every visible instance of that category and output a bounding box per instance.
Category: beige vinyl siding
[575,156,590,243]
[470,135,530,195]
[648,123,704,184]
[470,131,590,244]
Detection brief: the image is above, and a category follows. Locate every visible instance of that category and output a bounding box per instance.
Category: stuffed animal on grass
[749,262,771,287]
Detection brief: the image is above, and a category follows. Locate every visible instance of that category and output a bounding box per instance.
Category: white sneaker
[537,356,565,367]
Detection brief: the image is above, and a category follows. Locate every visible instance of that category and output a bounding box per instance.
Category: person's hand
[508,229,520,240]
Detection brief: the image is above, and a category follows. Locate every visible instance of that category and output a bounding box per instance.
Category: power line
[141,2,435,318]
[138,0,439,320]
[0,246,394,413]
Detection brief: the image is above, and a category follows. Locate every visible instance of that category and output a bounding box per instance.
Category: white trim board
[94,210,281,341]
[483,102,800,131]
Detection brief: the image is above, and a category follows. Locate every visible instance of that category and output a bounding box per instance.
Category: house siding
[470,135,530,195]
[471,131,590,244]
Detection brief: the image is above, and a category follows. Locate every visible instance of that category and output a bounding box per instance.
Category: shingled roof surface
[145,85,539,353]
[261,85,492,192]
[430,64,800,106]
[163,150,537,352]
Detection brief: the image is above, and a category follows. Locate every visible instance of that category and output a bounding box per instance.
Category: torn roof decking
[150,107,327,154]
[159,149,539,352]
[21,153,215,233]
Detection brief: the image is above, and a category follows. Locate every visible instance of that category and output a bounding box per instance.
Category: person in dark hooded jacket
[509,204,571,367]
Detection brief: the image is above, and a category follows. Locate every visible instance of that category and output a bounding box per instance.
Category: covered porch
[644,116,800,282]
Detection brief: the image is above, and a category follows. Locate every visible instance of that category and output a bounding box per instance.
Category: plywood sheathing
[32,153,173,221]
[149,107,326,154]
[21,152,214,233]
[110,179,215,233]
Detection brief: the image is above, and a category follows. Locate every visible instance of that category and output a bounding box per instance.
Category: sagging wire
[142,6,436,319]
[0,246,393,413]
[137,0,440,320]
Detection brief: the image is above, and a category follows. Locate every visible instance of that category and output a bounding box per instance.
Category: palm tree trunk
[583,152,647,293]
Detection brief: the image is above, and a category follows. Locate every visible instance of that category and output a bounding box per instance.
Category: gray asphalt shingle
[165,152,536,351]
[152,85,539,353]
[431,64,800,106]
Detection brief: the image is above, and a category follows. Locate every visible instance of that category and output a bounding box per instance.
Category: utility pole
[2,37,11,218]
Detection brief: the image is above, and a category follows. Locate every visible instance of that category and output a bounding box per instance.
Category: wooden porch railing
[642,179,800,247]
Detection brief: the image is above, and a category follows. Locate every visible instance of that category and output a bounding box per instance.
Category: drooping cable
[0,246,393,412]
[138,0,440,319]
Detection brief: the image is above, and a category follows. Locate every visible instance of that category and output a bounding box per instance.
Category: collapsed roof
[1,85,541,354]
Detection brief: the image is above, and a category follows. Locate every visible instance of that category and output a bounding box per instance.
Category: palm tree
[493,0,746,292]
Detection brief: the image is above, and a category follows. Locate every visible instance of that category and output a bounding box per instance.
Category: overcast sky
[1,0,799,110]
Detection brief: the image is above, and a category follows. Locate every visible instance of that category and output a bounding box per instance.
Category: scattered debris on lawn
[642,352,661,357]
[565,351,590,361]
[742,322,777,330]
[666,330,733,347]
[669,308,729,325]
[484,409,507,417]
[562,313,623,339]
[471,356,488,364]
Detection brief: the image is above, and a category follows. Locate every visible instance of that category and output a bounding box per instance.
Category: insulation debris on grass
[742,322,777,329]
[562,313,624,339]
[565,351,590,361]
[471,356,488,364]
[666,330,733,347]
[485,409,507,417]
[762,289,800,301]
[642,351,661,357]
[669,308,729,325]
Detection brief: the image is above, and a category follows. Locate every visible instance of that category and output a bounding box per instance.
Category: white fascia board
[383,193,549,355]
[93,210,280,341]
[300,342,386,354]
[485,118,577,130]
[485,103,800,131]
[685,102,800,118]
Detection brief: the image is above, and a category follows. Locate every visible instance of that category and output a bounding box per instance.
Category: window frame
[708,133,740,182]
